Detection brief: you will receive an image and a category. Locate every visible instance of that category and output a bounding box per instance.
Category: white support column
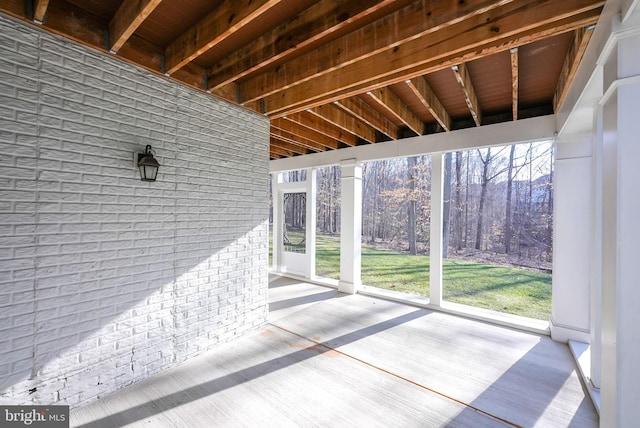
[599,26,640,428]
[339,159,362,294]
[590,105,603,390]
[430,153,443,306]
[550,136,593,343]
[306,168,317,278]
[272,172,284,272]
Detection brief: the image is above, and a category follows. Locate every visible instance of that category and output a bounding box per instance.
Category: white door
[280,191,308,276]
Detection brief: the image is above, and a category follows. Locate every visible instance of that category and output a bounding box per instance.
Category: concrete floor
[71,275,598,427]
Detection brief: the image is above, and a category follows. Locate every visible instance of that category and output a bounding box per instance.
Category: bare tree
[454,151,463,251]
[407,157,418,254]
[475,148,491,250]
[442,152,452,258]
[546,145,554,261]
[464,152,471,247]
[475,147,509,250]
[504,144,516,253]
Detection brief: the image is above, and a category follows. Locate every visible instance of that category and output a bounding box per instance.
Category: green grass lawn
[272,232,551,320]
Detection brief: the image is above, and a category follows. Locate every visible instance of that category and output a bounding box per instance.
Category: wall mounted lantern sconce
[137,145,160,182]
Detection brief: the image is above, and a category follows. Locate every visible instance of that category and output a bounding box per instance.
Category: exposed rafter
[510,47,519,121]
[272,118,341,151]
[287,112,359,147]
[405,76,451,131]
[207,0,403,91]
[1,0,209,89]
[0,0,604,160]
[33,0,49,24]
[270,139,297,156]
[335,97,399,140]
[270,141,295,158]
[367,88,423,135]
[260,0,603,116]
[165,0,282,75]
[240,0,510,104]
[308,104,375,144]
[452,63,482,126]
[109,0,163,54]
[270,126,324,153]
[554,26,594,113]
[209,82,240,106]
[270,136,309,156]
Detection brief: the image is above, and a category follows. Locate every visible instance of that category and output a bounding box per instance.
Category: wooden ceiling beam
[335,97,399,140]
[207,0,403,91]
[240,0,508,103]
[287,112,359,147]
[109,0,164,53]
[239,100,263,115]
[0,0,23,18]
[25,0,107,47]
[261,0,603,117]
[270,128,323,153]
[3,0,209,91]
[554,26,594,113]
[363,9,601,101]
[273,118,341,150]
[452,63,482,126]
[270,142,295,158]
[33,0,50,23]
[0,0,604,163]
[308,104,375,144]
[405,76,451,131]
[367,88,423,135]
[209,82,239,105]
[510,47,519,121]
[271,136,309,156]
[164,0,282,75]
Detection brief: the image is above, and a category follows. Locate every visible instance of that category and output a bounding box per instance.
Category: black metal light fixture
[137,145,160,182]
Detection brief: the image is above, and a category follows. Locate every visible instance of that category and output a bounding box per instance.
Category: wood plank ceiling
[1,0,602,159]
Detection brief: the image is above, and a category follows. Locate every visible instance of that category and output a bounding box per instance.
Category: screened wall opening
[360,156,432,295]
[315,165,341,280]
[442,141,554,320]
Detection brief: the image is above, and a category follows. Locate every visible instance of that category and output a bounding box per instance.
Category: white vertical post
[613,78,640,428]
[272,172,284,272]
[599,28,640,428]
[550,136,592,343]
[590,106,603,389]
[600,84,619,428]
[430,152,443,306]
[306,168,317,278]
[339,159,362,294]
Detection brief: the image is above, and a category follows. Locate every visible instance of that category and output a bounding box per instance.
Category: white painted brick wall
[0,14,270,408]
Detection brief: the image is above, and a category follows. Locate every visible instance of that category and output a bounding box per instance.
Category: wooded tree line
[275,141,554,266]
[317,142,552,264]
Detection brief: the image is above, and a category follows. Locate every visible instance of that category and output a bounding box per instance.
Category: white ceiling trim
[270,115,556,172]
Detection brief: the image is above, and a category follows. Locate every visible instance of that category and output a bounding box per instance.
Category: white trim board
[270,115,556,172]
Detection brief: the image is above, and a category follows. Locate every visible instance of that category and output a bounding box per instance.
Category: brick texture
[0,14,270,407]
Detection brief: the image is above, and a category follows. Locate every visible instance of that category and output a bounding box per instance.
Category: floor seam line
[267,321,522,428]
